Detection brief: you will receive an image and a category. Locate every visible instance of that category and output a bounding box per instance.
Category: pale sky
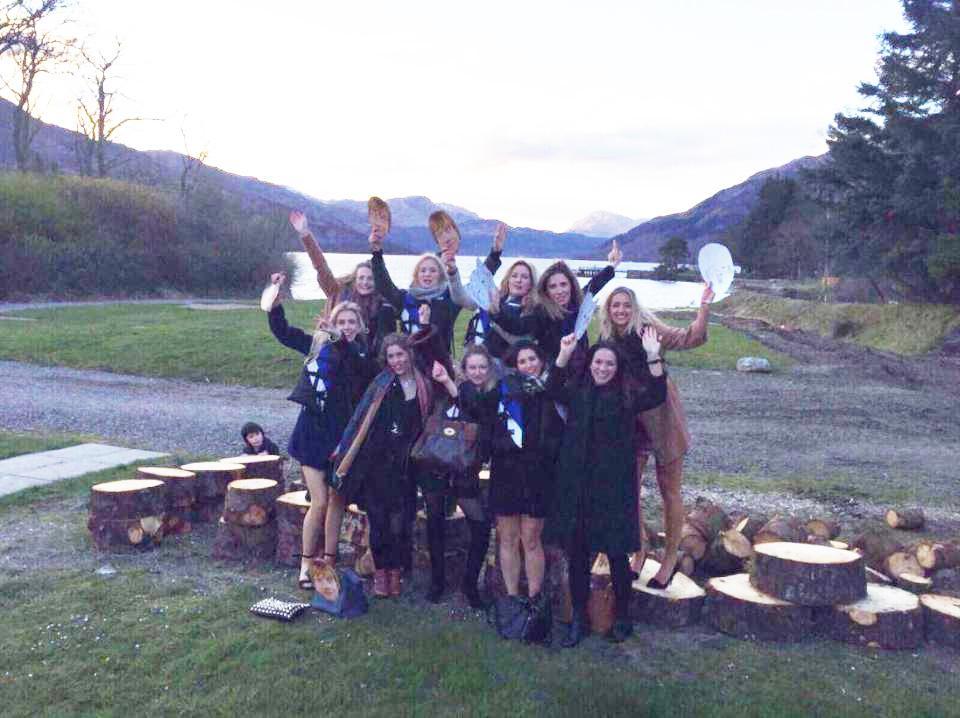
[20,0,908,231]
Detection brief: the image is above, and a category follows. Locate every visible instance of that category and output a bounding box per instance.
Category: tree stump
[705,573,814,642]
[701,528,753,577]
[212,517,277,561]
[916,541,960,572]
[893,572,932,594]
[483,540,572,622]
[865,567,893,584]
[220,454,284,484]
[632,555,705,627]
[733,514,769,542]
[222,478,282,527]
[180,461,244,522]
[829,540,849,550]
[753,515,806,545]
[137,466,197,536]
[884,507,925,531]
[920,594,960,650]
[88,479,168,550]
[828,584,923,650]
[805,518,841,540]
[751,542,866,606]
[275,490,310,567]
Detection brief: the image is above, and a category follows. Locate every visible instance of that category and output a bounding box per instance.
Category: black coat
[546,367,667,555]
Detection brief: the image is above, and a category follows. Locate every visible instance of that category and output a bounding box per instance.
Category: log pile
[212,478,281,561]
[884,507,925,531]
[137,467,196,536]
[180,461,245,522]
[275,490,310,567]
[88,479,168,550]
[220,454,284,485]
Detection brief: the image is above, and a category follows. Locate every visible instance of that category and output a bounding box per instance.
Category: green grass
[717,290,960,355]
[0,304,781,389]
[0,430,99,461]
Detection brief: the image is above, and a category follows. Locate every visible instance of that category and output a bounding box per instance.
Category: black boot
[561,609,589,648]
[606,619,634,643]
[425,508,446,603]
[461,518,490,610]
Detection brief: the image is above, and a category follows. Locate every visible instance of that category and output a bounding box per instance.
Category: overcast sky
[27,0,909,231]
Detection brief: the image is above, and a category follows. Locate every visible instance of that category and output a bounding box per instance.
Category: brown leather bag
[410,405,479,474]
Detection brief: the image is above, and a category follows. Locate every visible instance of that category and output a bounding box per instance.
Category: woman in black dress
[266,273,378,589]
[549,330,667,647]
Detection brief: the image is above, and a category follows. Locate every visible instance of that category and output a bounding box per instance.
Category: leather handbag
[410,404,479,474]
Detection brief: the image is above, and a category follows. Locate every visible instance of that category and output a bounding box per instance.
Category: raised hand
[557,333,578,365]
[641,325,661,359]
[608,239,622,268]
[441,250,457,275]
[418,302,432,327]
[487,286,501,313]
[270,272,287,286]
[493,222,507,252]
[431,360,450,384]
[700,282,715,305]
[368,228,383,252]
[289,210,309,237]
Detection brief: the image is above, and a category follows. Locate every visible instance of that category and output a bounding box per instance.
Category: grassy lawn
[717,290,960,355]
[0,430,99,461]
[0,303,791,388]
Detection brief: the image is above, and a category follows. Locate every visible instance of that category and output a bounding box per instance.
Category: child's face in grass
[245,431,264,450]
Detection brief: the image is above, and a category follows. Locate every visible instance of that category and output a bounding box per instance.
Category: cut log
[920,594,960,650]
[220,454,284,484]
[884,507,925,531]
[705,573,814,642]
[849,530,904,572]
[648,548,696,577]
[894,573,933,594]
[751,542,866,606]
[275,490,310,567]
[828,584,923,650]
[865,567,893,584]
[734,514,770,543]
[883,551,923,580]
[136,467,197,508]
[212,517,277,561]
[287,478,307,494]
[753,515,806,545]
[179,461,245,501]
[916,541,960,572]
[632,556,705,627]
[805,518,841,540]
[88,515,165,550]
[89,479,168,519]
[678,523,708,560]
[701,529,753,577]
[222,478,282,527]
[685,500,731,543]
[829,540,849,550]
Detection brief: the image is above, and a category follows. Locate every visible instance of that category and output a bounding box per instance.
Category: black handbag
[489,593,553,645]
[410,404,479,474]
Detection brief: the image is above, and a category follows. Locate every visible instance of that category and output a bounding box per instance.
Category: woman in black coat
[548,330,667,647]
[266,272,378,589]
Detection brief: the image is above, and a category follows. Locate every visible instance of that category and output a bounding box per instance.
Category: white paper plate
[260,283,280,312]
[697,243,735,299]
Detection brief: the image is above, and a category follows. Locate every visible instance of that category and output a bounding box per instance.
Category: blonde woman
[266,273,378,589]
[598,283,713,588]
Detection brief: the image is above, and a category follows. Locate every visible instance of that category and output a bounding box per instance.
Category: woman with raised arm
[369,210,475,354]
[463,223,539,359]
[331,306,452,600]
[265,272,378,589]
[549,331,667,647]
[490,241,622,369]
[290,198,397,357]
[598,283,713,589]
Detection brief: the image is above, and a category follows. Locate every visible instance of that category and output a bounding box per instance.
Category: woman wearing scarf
[369,210,475,354]
[289,198,396,357]
[489,241,622,370]
[548,331,667,647]
[599,284,713,588]
[331,312,451,600]
[265,273,378,589]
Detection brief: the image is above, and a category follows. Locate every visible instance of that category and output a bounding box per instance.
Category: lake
[287,252,719,310]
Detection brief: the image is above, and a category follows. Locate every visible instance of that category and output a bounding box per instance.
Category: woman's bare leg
[300,466,329,583]
[496,515,522,596]
[323,487,346,565]
[652,457,684,585]
[520,516,545,597]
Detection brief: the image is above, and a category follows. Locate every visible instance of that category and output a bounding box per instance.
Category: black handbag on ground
[410,404,479,474]
[490,593,553,645]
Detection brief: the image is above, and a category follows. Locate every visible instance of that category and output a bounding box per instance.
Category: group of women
[266,198,713,646]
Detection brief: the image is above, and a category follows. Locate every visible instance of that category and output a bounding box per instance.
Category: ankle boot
[461,518,490,609]
[425,509,446,602]
[561,609,589,649]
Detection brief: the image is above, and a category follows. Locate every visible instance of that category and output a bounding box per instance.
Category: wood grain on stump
[220,454,284,484]
[883,551,923,580]
[632,556,705,628]
[222,478,282,527]
[733,514,770,542]
[212,517,277,561]
[705,573,814,642]
[916,541,960,572]
[893,573,932,594]
[828,584,923,650]
[751,542,866,606]
[829,540,849,550]
[884,507,925,531]
[920,594,960,650]
[275,490,310,567]
[753,516,806,545]
[136,467,197,536]
[805,518,841,540]
[180,461,245,501]
[90,479,167,519]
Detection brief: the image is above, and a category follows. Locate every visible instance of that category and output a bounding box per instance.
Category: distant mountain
[567,211,645,238]
[0,98,606,258]
[608,155,828,261]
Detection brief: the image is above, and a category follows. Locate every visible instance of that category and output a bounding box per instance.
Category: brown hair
[536,261,582,321]
[367,196,391,232]
[460,344,497,392]
[499,260,538,310]
[378,332,413,365]
[428,210,460,244]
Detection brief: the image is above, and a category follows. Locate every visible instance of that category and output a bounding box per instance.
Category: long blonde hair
[499,259,538,310]
[599,286,660,340]
[305,301,367,365]
[409,254,447,289]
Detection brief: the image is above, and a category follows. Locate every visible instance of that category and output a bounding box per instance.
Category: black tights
[367,505,406,570]
[422,491,488,587]
[567,513,632,620]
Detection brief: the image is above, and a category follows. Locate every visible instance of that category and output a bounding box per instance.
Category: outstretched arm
[446,258,477,310]
[267,279,312,356]
[631,326,667,411]
[370,249,406,310]
[485,222,506,274]
[656,283,713,351]
[290,211,340,299]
